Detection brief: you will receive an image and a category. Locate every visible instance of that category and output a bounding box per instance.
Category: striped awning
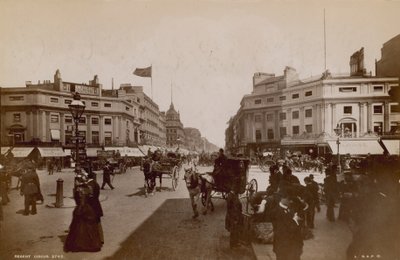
[37,147,66,157]
[381,140,400,155]
[327,140,384,155]
[10,147,35,158]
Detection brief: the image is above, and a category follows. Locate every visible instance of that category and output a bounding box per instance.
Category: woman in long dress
[64,177,103,252]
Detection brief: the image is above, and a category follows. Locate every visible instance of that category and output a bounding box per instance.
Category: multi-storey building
[0,70,142,152]
[120,84,166,147]
[159,112,167,146]
[376,34,400,79]
[226,64,400,156]
[165,102,185,147]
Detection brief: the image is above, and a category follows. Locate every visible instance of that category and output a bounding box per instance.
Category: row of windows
[253,91,313,105]
[255,125,314,140]
[252,104,399,123]
[12,113,116,125]
[167,129,177,134]
[252,85,392,106]
[254,109,313,122]
[65,130,112,145]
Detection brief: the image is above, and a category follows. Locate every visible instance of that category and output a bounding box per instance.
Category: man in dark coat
[101,161,114,190]
[271,194,304,260]
[225,188,243,248]
[213,148,227,189]
[324,167,338,222]
[304,177,318,229]
[20,167,41,215]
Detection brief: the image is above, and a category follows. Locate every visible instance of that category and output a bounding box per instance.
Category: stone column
[300,107,305,133]
[32,110,38,139]
[87,114,91,145]
[262,111,267,142]
[287,108,292,136]
[366,103,372,132]
[118,116,123,144]
[314,104,319,134]
[363,102,368,135]
[359,103,364,136]
[321,103,326,134]
[384,101,390,132]
[275,110,280,140]
[249,113,254,142]
[331,104,336,130]
[112,116,117,145]
[26,111,32,141]
[325,104,332,135]
[60,112,65,144]
[99,115,104,146]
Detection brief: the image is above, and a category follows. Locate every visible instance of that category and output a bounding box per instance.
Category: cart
[152,153,181,191]
[201,157,258,212]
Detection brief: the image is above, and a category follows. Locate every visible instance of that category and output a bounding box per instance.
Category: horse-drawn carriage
[151,152,182,191]
[184,157,258,217]
[256,152,276,172]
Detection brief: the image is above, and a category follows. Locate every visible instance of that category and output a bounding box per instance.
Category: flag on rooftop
[133,66,152,77]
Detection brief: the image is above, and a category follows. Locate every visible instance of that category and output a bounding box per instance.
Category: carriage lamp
[333,124,342,175]
[68,92,86,176]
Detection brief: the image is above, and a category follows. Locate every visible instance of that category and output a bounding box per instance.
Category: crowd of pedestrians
[244,153,400,259]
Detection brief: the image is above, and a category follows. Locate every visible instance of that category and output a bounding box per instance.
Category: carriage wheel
[246,179,258,213]
[171,166,179,191]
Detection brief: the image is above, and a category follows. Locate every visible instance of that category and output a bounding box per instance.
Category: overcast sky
[1,0,399,147]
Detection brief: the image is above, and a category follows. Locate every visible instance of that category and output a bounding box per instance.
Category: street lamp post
[68,92,86,176]
[334,124,342,175]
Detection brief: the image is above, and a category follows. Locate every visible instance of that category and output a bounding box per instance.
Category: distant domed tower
[166,102,185,147]
[54,69,62,89]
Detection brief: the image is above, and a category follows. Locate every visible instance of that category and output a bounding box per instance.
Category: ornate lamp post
[68,92,86,176]
[333,124,342,175]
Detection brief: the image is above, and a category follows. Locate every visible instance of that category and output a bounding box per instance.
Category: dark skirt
[64,204,102,252]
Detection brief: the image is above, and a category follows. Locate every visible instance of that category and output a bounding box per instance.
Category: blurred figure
[271,193,304,260]
[225,187,243,248]
[20,165,41,215]
[324,166,339,222]
[101,161,114,190]
[0,164,10,205]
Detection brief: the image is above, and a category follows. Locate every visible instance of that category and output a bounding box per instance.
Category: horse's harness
[185,170,200,190]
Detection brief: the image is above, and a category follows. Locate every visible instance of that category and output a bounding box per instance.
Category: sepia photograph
[0,0,400,259]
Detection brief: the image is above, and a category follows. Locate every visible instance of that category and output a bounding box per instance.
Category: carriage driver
[212,149,227,188]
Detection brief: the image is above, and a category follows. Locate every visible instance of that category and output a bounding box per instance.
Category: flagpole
[324,8,327,71]
[151,64,153,100]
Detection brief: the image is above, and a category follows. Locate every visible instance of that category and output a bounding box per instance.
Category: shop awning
[381,140,400,155]
[121,147,145,157]
[11,147,35,158]
[327,140,384,155]
[37,147,66,157]
[1,147,11,155]
[104,147,123,152]
[86,148,101,157]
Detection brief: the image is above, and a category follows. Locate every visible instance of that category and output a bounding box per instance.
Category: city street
[0,165,351,260]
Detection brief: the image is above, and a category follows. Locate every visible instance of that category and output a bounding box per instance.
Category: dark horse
[183,167,214,218]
